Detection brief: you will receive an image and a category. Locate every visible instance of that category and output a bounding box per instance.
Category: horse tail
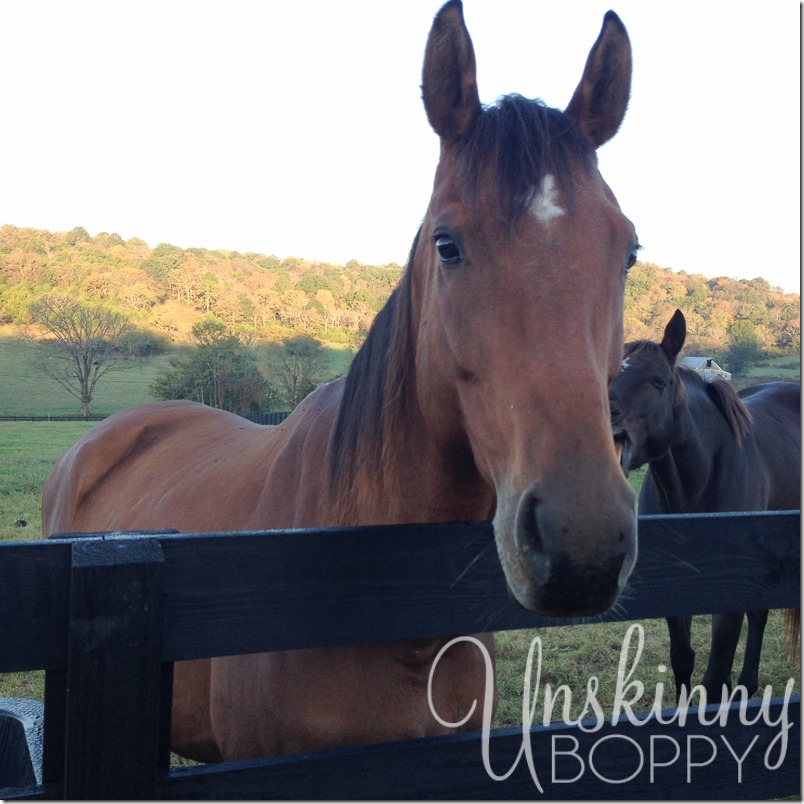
[782,608,800,664]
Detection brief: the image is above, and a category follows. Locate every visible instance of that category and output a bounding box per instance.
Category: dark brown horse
[610,309,800,702]
[43,1,639,762]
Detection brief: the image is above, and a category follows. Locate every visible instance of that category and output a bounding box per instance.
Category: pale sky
[1,1,800,293]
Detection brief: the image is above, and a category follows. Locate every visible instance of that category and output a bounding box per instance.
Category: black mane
[327,231,418,506]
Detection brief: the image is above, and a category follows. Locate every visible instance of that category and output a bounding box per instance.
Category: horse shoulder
[43,400,274,534]
[740,383,801,509]
[43,401,195,534]
[740,381,801,420]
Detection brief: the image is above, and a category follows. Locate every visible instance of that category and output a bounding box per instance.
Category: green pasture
[747,355,801,376]
[0,330,354,417]
[0,422,94,537]
[0,333,164,416]
[738,357,801,384]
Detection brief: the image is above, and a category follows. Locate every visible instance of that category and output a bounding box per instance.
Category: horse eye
[625,245,640,273]
[435,235,462,265]
[651,376,667,389]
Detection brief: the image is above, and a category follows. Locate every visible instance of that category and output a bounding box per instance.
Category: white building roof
[679,356,732,381]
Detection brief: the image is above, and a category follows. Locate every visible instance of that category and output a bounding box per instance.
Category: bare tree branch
[26,294,135,416]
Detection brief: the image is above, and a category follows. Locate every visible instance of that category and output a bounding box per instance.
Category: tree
[149,318,267,414]
[725,319,762,375]
[65,226,91,245]
[139,242,184,290]
[271,336,327,409]
[27,294,135,416]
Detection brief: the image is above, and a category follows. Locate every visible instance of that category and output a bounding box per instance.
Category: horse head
[411,1,639,615]
[610,308,687,474]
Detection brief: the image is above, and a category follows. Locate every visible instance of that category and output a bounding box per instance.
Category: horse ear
[565,11,632,148]
[421,0,482,143]
[661,309,687,365]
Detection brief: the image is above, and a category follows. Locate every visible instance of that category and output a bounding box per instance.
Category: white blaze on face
[621,357,631,372]
[529,174,565,224]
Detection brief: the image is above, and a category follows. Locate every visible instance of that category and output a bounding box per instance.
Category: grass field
[742,356,801,380]
[733,355,801,390]
[0,421,95,537]
[0,328,355,417]
[0,330,165,416]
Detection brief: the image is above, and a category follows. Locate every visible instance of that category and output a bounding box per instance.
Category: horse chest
[208,638,491,759]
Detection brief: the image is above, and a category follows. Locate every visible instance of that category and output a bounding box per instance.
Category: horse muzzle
[494,478,637,616]
[612,426,634,477]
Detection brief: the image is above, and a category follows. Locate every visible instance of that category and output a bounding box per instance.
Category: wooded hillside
[0,225,403,350]
[1,224,799,363]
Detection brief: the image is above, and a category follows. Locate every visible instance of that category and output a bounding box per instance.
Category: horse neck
[327,274,494,527]
[650,378,741,513]
[384,416,494,523]
[647,379,731,512]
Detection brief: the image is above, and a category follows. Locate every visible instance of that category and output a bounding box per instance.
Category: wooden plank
[0,541,71,672]
[156,511,800,661]
[159,697,800,800]
[0,512,798,669]
[61,539,165,800]
[626,511,800,620]
[158,521,496,659]
[0,534,173,674]
[41,669,67,790]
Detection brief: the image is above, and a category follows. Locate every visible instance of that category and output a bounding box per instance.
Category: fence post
[62,538,165,800]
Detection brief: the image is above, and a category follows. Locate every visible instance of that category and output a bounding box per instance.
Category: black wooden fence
[0,411,291,425]
[0,415,106,422]
[0,511,799,799]
[242,411,291,426]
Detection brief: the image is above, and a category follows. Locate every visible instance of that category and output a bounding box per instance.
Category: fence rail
[0,411,291,425]
[0,511,799,799]
[0,415,106,422]
[242,411,291,425]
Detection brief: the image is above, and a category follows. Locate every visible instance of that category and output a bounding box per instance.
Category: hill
[0,224,403,348]
[0,223,798,415]
[622,262,799,357]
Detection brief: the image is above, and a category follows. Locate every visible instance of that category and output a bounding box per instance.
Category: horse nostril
[517,491,540,549]
[514,489,551,583]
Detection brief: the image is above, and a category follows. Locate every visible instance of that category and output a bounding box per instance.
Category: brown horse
[610,309,800,702]
[43,1,639,762]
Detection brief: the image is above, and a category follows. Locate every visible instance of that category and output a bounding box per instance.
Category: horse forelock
[622,340,688,405]
[458,94,594,226]
[624,339,678,372]
[624,339,660,357]
[326,231,419,522]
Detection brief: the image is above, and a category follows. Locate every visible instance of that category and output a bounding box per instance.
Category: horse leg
[666,615,694,704]
[736,609,769,697]
[782,608,801,662]
[702,612,743,703]
[171,658,223,763]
